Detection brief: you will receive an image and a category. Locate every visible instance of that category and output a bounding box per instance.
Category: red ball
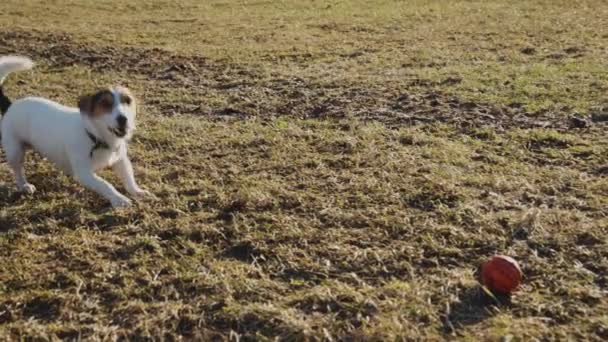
[480,255,522,294]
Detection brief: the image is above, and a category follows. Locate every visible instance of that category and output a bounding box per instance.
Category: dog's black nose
[116,115,127,128]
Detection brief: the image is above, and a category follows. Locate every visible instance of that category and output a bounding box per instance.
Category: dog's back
[2,97,83,172]
[3,96,81,137]
[0,56,85,166]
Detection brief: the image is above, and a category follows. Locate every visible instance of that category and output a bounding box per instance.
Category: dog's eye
[99,98,113,110]
[121,95,132,105]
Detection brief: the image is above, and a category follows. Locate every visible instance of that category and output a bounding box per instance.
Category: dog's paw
[131,189,156,200]
[19,183,37,194]
[111,195,132,208]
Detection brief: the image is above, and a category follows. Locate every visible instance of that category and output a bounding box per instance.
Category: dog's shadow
[0,182,26,204]
[0,176,132,233]
[0,183,23,232]
[442,286,512,335]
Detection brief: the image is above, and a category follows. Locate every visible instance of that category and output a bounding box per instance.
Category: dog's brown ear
[78,94,92,115]
[80,89,114,117]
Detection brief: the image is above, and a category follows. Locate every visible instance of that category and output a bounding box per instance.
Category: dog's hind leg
[2,136,36,194]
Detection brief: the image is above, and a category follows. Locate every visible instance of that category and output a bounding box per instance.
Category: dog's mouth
[110,126,128,138]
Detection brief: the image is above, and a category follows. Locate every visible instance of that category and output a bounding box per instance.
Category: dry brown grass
[0,0,607,340]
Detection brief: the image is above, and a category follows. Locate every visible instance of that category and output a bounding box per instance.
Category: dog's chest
[91,149,123,171]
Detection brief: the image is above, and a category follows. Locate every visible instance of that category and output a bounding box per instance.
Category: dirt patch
[0,29,575,129]
[22,296,62,321]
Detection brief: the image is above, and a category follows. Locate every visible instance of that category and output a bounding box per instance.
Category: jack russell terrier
[0,55,152,208]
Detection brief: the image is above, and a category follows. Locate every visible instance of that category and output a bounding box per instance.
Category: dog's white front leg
[113,157,151,199]
[70,156,131,207]
[75,171,132,208]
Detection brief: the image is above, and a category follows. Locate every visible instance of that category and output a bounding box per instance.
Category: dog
[0,55,151,208]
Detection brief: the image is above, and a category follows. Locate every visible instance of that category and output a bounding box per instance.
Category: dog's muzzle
[111,115,128,137]
[110,126,128,138]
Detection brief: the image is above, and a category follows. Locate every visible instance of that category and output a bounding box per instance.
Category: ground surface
[0,0,607,340]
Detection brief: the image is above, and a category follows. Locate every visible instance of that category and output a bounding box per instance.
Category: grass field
[1,0,607,340]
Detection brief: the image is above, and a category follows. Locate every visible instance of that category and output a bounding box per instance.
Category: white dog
[0,55,151,208]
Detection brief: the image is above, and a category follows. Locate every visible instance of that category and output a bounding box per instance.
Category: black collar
[0,86,12,115]
[86,130,109,157]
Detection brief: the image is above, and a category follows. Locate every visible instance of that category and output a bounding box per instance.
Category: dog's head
[79,86,137,143]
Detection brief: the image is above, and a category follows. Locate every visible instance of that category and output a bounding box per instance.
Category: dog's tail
[0,56,34,114]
